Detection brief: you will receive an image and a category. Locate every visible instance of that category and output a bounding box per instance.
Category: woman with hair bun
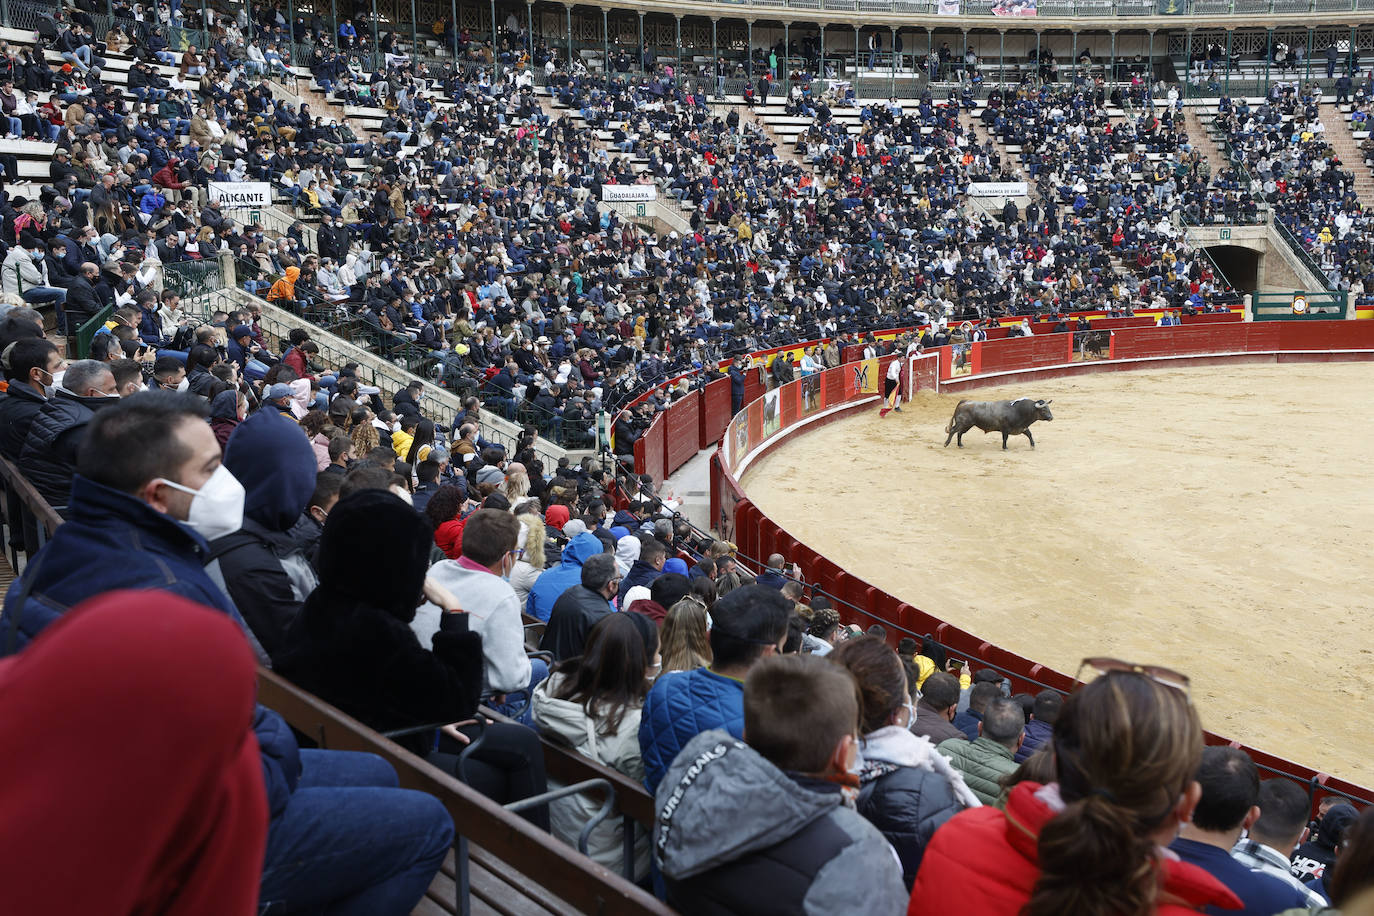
[909,662,1243,916]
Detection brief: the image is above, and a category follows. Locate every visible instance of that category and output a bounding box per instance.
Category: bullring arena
[738,360,1374,783]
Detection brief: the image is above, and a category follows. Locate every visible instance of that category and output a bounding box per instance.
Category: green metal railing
[1273,218,1336,290]
[74,305,115,359]
[164,259,225,301]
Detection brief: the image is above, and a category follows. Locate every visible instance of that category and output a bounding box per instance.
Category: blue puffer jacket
[1014,717,1053,763]
[525,532,605,623]
[639,667,744,794]
[0,472,302,819]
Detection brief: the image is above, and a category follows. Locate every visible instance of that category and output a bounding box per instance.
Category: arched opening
[1204,245,1262,295]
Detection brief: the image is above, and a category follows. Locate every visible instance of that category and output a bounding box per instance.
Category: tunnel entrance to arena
[1204,245,1261,294]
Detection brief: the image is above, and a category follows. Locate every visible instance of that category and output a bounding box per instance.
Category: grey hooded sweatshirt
[654,730,907,916]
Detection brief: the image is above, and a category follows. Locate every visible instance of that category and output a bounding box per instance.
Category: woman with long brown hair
[658,598,712,675]
[910,661,1241,916]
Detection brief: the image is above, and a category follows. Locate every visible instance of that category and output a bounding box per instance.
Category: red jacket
[434,517,465,560]
[282,346,315,381]
[909,782,1241,915]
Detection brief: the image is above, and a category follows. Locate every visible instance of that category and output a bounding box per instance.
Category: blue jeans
[259,749,453,916]
[488,657,548,726]
[245,358,271,381]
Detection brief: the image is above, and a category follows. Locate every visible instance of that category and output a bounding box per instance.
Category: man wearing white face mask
[0,338,64,461]
[17,359,121,512]
[1,391,461,916]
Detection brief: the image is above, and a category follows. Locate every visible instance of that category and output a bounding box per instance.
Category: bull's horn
[1046,399,1053,404]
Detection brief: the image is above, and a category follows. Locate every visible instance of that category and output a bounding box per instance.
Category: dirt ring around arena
[739,361,1374,784]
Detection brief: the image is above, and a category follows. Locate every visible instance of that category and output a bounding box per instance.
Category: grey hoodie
[654,730,907,916]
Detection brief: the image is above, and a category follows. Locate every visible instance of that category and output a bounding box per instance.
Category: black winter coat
[274,596,485,756]
[18,392,103,509]
[856,761,963,888]
[0,384,46,460]
[207,519,319,663]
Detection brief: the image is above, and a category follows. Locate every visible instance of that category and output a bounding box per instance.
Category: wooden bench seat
[257,669,672,916]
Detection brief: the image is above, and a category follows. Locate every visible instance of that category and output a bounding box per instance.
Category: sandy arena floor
[742,361,1374,784]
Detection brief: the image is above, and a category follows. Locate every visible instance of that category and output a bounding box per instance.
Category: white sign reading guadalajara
[209,182,274,208]
[601,185,658,202]
[967,181,1029,198]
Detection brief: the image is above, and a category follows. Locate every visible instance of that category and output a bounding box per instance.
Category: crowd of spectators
[1,6,1373,914]
[1215,82,1374,303]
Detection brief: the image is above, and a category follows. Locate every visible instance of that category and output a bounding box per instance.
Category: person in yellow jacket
[391,415,417,460]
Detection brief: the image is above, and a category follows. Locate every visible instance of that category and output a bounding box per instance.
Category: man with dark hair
[618,535,665,604]
[953,681,1000,741]
[290,470,343,563]
[1170,747,1310,913]
[937,697,1024,805]
[364,445,397,472]
[910,671,968,745]
[1232,780,1331,909]
[109,358,144,397]
[420,509,535,707]
[639,584,792,793]
[625,572,691,625]
[0,390,458,915]
[323,436,353,477]
[411,459,441,512]
[18,358,120,510]
[540,552,619,662]
[1291,801,1358,887]
[1014,689,1063,762]
[0,338,62,460]
[655,654,906,914]
[152,355,188,391]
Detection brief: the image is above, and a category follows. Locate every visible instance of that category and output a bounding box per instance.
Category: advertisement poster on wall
[762,389,782,438]
[937,0,961,13]
[731,412,749,468]
[992,0,1037,15]
[800,371,822,415]
[849,358,880,399]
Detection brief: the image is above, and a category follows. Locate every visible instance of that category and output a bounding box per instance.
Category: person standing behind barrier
[910,662,1242,916]
[729,355,748,416]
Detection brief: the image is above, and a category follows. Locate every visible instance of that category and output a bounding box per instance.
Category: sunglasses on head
[1074,656,1191,700]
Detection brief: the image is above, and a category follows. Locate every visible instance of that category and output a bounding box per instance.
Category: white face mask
[155,464,246,541]
[49,369,65,395]
[176,376,190,393]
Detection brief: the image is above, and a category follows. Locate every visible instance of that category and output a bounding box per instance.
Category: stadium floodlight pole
[1146,30,1154,102]
[782,22,788,95]
[853,24,859,81]
[747,20,753,85]
[890,26,897,96]
[818,23,824,79]
[925,26,931,83]
[712,18,718,88]
[675,15,682,79]
[1107,30,1115,92]
[1070,31,1076,86]
[286,0,295,64]
[603,8,609,81]
[1223,29,1231,95]
[371,0,379,64]
[1262,28,1272,95]
[998,29,1005,89]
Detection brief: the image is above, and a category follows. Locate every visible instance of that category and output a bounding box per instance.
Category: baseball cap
[230,324,253,339]
[267,383,293,400]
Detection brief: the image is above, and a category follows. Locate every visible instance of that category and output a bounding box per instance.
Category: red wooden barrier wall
[978,333,1073,374]
[699,377,732,448]
[663,392,701,477]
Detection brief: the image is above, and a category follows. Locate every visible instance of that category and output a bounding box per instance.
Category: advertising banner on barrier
[601,185,657,202]
[937,0,961,12]
[968,181,1029,197]
[209,182,272,207]
[992,0,1037,13]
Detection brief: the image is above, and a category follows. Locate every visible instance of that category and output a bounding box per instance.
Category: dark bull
[944,398,1054,449]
